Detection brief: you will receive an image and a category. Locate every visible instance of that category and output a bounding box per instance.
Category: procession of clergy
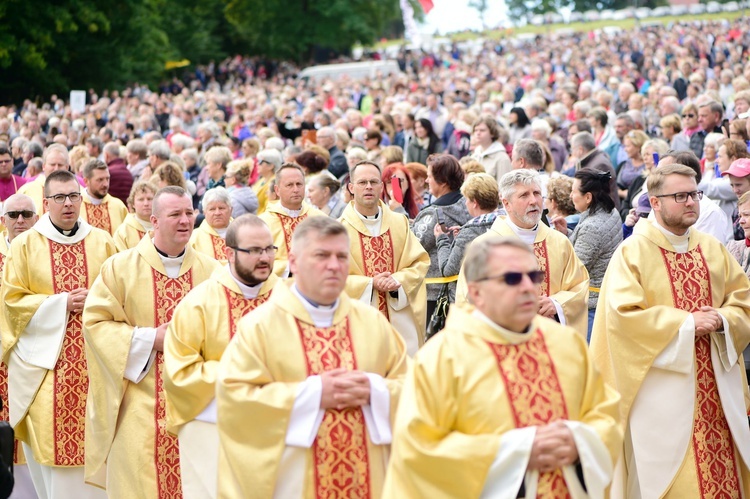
[0,144,748,499]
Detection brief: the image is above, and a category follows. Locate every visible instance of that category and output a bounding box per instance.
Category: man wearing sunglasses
[385,236,621,497]
[0,170,117,499]
[591,164,750,498]
[164,214,278,498]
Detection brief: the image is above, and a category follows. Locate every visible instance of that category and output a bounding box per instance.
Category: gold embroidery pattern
[152,269,193,498]
[533,241,550,297]
[49,240,89,466]
[358,230,395,319]
[85,202,112,234]
[278,213,307,253]
[296,318,371,499]
[0,253,20,465]
[224,287,271,339]
[210,234,227,261]
[487,330,571,499]
[660,248,741,498]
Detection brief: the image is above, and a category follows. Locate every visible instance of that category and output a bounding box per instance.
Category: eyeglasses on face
[4,210,35,219]
[354,179,382,187]
[474,270,545,286]
[45,192,82,204]
[654,190,703,203]
[231,245,278,256]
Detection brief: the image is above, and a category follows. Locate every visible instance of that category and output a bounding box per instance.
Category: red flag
[418,0,434,13]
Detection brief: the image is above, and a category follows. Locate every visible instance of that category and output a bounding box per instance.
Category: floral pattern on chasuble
[210,234,227,261]
[0,252,19,465]
[659,247,741,498]
[358,230,395,320]
[224,287,271,339]
[487,330,571,499]
[532,241,551,297]
[277,213,307,253]
[84,202,112,234]
[296,318,372,499]
[152,268,193,499]
[49,240,89,466]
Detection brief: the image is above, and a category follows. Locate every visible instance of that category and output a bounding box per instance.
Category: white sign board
[70,90,86,114]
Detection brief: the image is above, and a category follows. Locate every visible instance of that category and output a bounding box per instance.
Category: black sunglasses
[4,210,35,220]
[475,270,545,286]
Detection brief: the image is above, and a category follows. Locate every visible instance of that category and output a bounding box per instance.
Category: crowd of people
[0,15,748,499]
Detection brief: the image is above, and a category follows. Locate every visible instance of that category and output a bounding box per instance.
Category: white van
[297,60,401,83]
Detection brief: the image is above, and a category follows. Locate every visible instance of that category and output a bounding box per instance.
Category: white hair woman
[190,187,232,263]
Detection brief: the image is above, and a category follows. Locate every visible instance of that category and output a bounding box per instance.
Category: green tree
[469,0,490,30]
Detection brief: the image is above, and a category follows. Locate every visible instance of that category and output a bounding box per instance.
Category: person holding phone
[381,163,419,219]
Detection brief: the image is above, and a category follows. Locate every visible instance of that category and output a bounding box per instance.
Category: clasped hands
[692,306,723,337]
[527,421,579,473]
[66,287,88,314]
[373,272,401,293]
[320,368,371,410]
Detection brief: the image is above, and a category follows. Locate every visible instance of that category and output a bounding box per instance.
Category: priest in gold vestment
[217,217,408,498]
[384,236,621,498]
[456,169,589,336]
[590,164,750,499]
[17,144,71,216]
[112,181,156,252]
[83,186,219,499]
[164,214,278,499]
[189,187,232,264]
[258,163,325,277]
[1,171,116,499]
[78,159,128,235]
[340,161,429,355]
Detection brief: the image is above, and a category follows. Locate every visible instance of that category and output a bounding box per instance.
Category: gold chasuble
[83,237,219,498]
[112,213,150,252]
[383,306,622,498]
[0,217,116,467]
[79,192,128,235]
[590,221,750,499]
[340,201,430,355]
[217,281,408,498]
[259,201,326,277]
[188,220,229,264]
[456,217,589,336]
[17,175,46,216]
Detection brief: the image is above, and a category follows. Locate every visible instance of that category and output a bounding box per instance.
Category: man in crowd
[83,186,219,498]
[456,169,589,336]
[79,159,128,235]
[0,144,26,202]
[1,170,116,499]
[340,161,429,355]
[259,163,324,277]
[690,100,724,159]
[384,237,622,497]
[103,142,133,205]
[316,126,347,179]
[216,216,408,497]
[0,193,39,498]
[18,144,70,216]
[164,214,278,498]
[591,164,750,497]
[570,132,620,209]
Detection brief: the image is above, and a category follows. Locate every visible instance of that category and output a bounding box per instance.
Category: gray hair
[181,147,198,164]
[127,138,148,159]
[499,169,542,201]
[513,139,544,168]
[201,186,232,210]
[257,149,283,172]
[203,146,232,168]
[148,140,171,160]
[530,119,552,138]
[24,140,44,158]
[570,131,597,152]
[43,143,69,164]
[615,113,635,128]
[103,142,121,158]
[265,137,285,152]
[197,121,221,138]
[464,236,535,283]
[171,134,195,150]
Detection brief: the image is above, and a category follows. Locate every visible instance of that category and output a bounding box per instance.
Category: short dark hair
[350,160,382,178]
[0,145,9,156]
[225,214,269,248]
[83,159,108,179]
[572,119,592,134]
[574,167,615,215]
[427,154,464,192]
[275,163,305,185]
[44,170,78,196]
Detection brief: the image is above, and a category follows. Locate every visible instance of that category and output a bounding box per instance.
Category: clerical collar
[504,217,538,245]
[51,220,80,237]
[290,284,339,328]
[229,267,264,299]
[472,310,534,343]
[279,204,302,218]
[85,190,103,205]
[650,219,690,253]
[136,217,153,231]
[215,227,228,238]
[355,206,381,221]
[154,244,186,259]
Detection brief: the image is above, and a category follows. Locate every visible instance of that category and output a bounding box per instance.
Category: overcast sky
[419,0,509,34]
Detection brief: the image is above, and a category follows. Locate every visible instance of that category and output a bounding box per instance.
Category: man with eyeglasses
[259,163,325,277]
[164,214,278,498]
[18,143,71,216]
[0,193,38,498]
[0,170,116,499]
[0,144,26,203]
[456,169,590,337]
[591,163,750,498]
[83,186,219,498]
[340,161,429,356]
[384,236,621,497]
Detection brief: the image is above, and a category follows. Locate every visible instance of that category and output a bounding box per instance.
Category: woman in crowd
[616,130,649,199]
[307,174,346,219]
[406,118,442,165]
[507,107,532,145]
[701,132,726,177]
[190,187,233,263]
[113,181,157,252]
[150,161,186,189]
[294,150,328,180]
[681,103,701,138]
[381,163,420,219]
[700,138,749,220]
[546,175,579,231]
[203,145,233,191]
[619,138,668,218]
[412,154,471,317]
[252,148,282,214]
[380,145,404,169]
[224,159,259,217]
[404,162,431,208]
[726,191,750,380]
[659,113,690,152]
[470,115,511,182]
[554,167,622,341]
[434,173,501,285]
